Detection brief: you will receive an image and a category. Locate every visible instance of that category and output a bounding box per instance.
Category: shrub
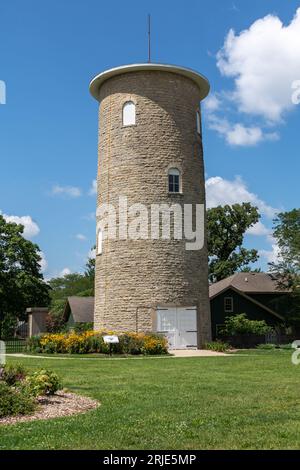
[278,343,293,350]
[256,343,276,350]
[73,322,94,333]
[0,382,36,418]
[27,331,169,355]
[1,363,27,386]
[204,341,230,352]
[220,313,273,336]
[25,369,62,397]
[45,306,66,333]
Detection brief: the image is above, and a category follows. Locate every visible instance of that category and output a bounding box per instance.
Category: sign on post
[103,335,119,356]
[103,335,119,344]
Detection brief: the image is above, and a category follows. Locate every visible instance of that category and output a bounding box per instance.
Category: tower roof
[89,63,210,102]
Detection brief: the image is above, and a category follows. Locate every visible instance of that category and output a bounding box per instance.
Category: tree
[270,209,300,326]
[0,215,50,338]
[207,203,260,283]
[46,249,95,331]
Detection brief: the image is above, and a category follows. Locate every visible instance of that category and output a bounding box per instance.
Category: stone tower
[89,63,211,348]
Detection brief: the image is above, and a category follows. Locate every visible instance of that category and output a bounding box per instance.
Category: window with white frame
[224,296,233,313]
[97,230,103,255]
[168,168,180,193]
[122,101,136,126]
[196,110,201,134]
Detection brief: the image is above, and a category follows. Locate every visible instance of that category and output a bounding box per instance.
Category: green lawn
[1,350,300,450]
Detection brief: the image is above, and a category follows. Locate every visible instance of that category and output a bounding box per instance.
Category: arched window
[196,110,201,134]
[97,230,103,255]
[168,168,180,193]
[122,101,136,126]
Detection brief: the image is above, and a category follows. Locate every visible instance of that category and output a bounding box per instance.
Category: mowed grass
[1,350,300,449]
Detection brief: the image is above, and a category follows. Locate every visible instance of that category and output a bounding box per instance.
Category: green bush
[278,343,293,350]
[0,382,36,418]
[204,341,230,352]
[220,313,273,336]
[256,343,276,350]
[25,369,62,397]
[1,364,27,386]
[73,322,94,333]
[26,335,43,353]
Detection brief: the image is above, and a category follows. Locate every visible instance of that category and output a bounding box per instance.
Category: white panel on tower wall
[97,230,103,255]
[122,101,136,126]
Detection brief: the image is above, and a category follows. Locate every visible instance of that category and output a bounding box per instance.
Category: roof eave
[89,63,210,102]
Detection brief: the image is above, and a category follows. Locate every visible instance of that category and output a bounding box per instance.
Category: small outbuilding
[209,272,288,339]
[63,297,94,329]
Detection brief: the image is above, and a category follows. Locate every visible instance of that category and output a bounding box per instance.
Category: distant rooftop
[64,296,94,323]
[209,272,289,299]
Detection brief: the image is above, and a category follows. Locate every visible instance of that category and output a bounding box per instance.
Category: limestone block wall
[94,70,211,347]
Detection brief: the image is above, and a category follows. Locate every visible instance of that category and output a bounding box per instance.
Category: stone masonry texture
[94,70,212,347]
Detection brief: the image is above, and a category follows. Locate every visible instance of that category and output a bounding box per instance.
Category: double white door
[157,307,197,349]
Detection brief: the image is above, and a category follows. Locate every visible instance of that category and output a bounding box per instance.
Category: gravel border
[0,392,100,426]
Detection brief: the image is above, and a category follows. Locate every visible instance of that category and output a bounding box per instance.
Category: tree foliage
[46,249,95,331]
[207,203,260,282]
[270,209,300,325]
[0,215,50,337]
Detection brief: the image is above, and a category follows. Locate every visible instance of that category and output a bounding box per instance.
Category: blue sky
[0,0,299,278]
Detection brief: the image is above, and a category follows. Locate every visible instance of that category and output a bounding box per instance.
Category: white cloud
[89,179,97,196]
[59,267,72,277]
[88,248,96,260]
[83,212,96,221]
[76,233,87,241]
[217,8,300,122]
[259,241,280,264]
[1,212,40,239]
[246,221,270,236]
[206,113,279,146]
[51,185,82,198]
[226,124,278,146]
[38,251,47,273]
[205,176,277,218]
[203,94,221,113]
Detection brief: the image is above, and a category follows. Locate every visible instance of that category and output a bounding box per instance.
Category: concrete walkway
[170,349,229,357]
[5,350,230,360]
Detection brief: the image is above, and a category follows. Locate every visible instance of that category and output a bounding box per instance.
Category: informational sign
[103,335,119,344]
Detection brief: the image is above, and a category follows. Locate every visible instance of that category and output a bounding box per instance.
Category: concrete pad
[170,349,229,357]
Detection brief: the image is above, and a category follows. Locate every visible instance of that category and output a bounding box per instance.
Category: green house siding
[210,289,280,339]
[250,293,289,316]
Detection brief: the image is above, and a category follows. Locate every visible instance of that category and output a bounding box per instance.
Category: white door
[157,307,197,349]
[176,308,197,349]
[156,307,177,350]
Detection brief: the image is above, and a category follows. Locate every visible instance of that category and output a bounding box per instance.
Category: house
[209,272,289,339]
[63,297,94,329]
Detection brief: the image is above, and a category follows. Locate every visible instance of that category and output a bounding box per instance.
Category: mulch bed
[0,392,100,426]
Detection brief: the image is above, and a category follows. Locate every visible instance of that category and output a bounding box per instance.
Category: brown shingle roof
[209,272,288,299]
[65,296,94,323]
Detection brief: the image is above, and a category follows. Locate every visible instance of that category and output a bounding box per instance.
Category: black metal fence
[4,339,27,353]
[0,321,28,353]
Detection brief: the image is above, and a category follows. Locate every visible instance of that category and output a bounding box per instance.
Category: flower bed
[27,331,169,355]
[0,364,62,418]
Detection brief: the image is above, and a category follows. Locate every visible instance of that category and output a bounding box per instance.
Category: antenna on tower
[148,14,151,63]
